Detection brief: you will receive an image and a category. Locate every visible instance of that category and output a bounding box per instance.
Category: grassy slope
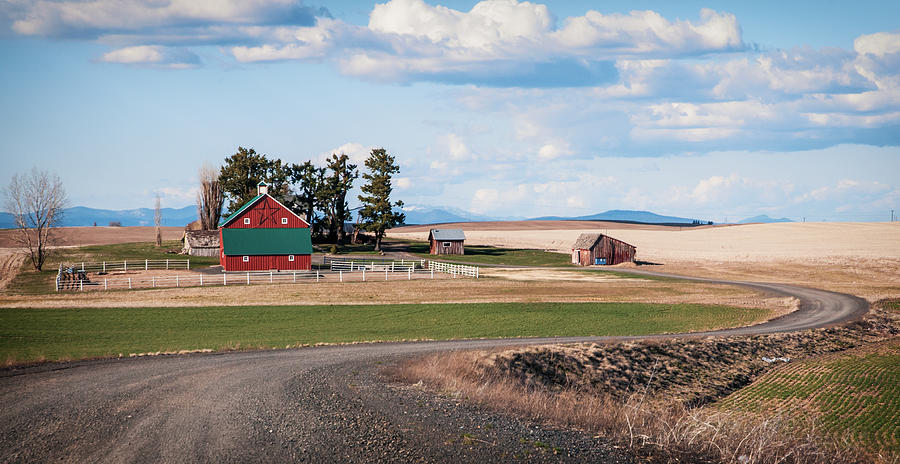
[719,301,900,455]
[720,344,899,452]
[407,242,572,267]
[0,302,767,365]
[6,240,219,295]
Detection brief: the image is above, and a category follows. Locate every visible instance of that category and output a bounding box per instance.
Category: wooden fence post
[79,279,83,291]
[128,278,131,289]
[316,270,319,282]
[223,274,227,286]
[247,272,250,285]
[124,261,127,271]
[340,270,343,282]
[104,278,107,290]
[362,268,365,282]
[200,275,203,286]
[166,259,169,270]
[145,259,148,270]
[175,275,179,287]
[152,276,155,288]
[270,271,273,283]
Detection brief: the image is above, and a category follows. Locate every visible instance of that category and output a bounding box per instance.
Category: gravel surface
[0,273,868,463]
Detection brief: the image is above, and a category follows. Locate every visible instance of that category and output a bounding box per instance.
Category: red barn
[218,182,312,271]
[571,233,636,266]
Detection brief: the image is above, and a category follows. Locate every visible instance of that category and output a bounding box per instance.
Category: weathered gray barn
[181,230,220,257]
[428,229,465,255]
[571,233,636,266]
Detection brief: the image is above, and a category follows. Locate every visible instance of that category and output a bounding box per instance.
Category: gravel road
[0,272,868,463]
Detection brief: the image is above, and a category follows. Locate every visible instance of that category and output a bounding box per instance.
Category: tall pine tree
[358,148,404,251]
[321,153,358,243]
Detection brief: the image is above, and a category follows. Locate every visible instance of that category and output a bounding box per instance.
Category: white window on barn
[288,255,295,261]
[243,218,250,225]
[242,256,249,262]
[443,242,451,248]
[281,217,288,224]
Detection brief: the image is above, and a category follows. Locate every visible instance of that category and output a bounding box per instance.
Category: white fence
[328,258,422,272]
[66,259,190,273]
[56,267,451,292]
[56,259,191,291]
[427,260,479,278]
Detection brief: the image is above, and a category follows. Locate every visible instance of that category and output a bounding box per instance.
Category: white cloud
[395,177,412,189]
[157,186,199,205]
[552,8,742,55]
[317,142,371,166]
[537,142,571,160]
[854,32,900,58]
[99,45,200,68]
[10,0,320,37]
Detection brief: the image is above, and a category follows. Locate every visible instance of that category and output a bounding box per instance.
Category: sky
[0,0,899,223]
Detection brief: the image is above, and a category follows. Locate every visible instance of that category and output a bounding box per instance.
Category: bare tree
[197,162,224,230]
[4,168,68,271]
[154,192,162,247]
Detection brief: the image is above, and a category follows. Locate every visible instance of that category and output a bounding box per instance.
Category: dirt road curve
[0,273,868,463]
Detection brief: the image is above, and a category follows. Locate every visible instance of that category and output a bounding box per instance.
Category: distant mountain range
[4,204,790,229]
[0,206,198,228]
[737,215,794,224]
[400,204,523,225]
[400,206,710,225]
[530,209,707,224]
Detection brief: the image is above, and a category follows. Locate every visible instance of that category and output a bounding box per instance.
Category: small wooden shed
[429,229,465,255]
[571,233,636,266]
[181,230,220,257]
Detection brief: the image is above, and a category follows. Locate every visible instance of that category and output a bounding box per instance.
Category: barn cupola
[257,181,268,196]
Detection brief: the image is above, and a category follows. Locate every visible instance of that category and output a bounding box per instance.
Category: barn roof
[218,193,308,228]
[429,229,465,241]
[183,230,220,248]
[572,233,636,250]
[572,233,603,249]
[219,194,264,227]
[221,228,312,255]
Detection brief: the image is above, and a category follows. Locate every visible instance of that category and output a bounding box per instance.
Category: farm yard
[1,221,898,463]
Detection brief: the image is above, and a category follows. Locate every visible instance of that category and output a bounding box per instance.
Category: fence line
[56,259,191,291]
[56,267,449,292]
[328,258,422,272]
[427,260,479,278]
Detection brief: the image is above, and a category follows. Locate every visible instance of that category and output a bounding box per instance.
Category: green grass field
[720,334,900,455]
[407,242,572,267]
[0,302,768,365]
[6,240,220,295]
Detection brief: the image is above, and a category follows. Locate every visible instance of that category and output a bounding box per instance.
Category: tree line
[199,146,404,250]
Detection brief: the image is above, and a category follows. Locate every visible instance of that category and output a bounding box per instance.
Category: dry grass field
[390,221,900,301]
[0,226,185,248]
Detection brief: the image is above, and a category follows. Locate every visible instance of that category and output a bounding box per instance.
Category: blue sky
[1,0,898,222]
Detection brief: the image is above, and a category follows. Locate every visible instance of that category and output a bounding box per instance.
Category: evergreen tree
[218,147,290,213]
[289,160,325,236]
[320,153,358,243]
[358,148,405,251]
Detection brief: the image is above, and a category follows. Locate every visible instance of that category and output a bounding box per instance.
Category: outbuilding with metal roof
[428,229,465,255]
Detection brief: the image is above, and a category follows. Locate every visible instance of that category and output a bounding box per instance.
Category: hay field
[390,221,900,262]
[389,221,900,301]
[0,226,185,248]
